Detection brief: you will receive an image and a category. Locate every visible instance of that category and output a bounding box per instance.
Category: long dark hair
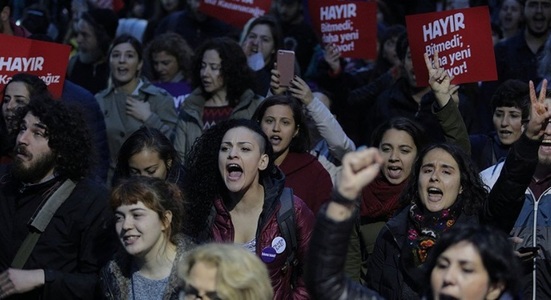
[109,33,144,61]
[423,223,521,300]
[399,143,487,215]
[252,94,310,153]
[371,117,427,150]
[3,73,50,98]
[114,127,181,183]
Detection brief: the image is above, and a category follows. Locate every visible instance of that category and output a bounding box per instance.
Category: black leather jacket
[305,204,384,300]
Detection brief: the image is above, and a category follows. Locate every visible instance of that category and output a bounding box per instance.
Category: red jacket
[211,171,315,299]
[279,152,333,214]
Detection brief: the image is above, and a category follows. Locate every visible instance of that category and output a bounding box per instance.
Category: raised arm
[484,80,550,232]
[305,148,384,300]
[424,51,470,154]
[289,76,356,161]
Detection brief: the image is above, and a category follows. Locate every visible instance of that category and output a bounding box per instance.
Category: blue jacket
[481,136,551,299]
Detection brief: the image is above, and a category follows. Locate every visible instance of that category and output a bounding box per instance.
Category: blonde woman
[178,243,273,300]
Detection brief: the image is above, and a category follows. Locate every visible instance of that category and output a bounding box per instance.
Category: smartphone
[277,50,295,87]
[518,246,540,254]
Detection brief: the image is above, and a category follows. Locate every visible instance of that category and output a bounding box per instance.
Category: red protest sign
[406,6,496,86]
[0,34,70,98]
[199,0,271,28]
[309,0,377,60]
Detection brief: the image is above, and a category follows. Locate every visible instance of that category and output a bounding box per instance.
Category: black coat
[305,205,384,300]
[366,134,540,299]
[305,133,538,300]
[0,171,117,299]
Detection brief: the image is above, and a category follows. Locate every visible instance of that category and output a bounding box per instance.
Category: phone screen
[518,246,539,254]
[277,50,295,87]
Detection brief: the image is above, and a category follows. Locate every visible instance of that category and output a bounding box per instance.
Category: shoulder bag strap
[11,179,77,268]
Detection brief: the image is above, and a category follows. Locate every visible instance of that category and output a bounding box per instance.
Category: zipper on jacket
[526,186,551,300]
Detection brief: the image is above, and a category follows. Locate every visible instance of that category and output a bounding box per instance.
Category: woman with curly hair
[178,243,273,300]
[182,118,314,299]
[145,32,194,110]
[173,37,263,160]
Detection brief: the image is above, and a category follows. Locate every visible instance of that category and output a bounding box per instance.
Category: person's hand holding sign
[424,51,459,108]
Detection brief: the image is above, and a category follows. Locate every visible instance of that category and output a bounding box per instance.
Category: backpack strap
[11,179,77,268]
[196,205,217,244]
[277,187,299,288]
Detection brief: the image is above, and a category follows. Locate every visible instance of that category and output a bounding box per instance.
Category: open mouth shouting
[427,187,444,202]
[386,165,403,180]
[116,67,130,77]
[269,135,282,146]
[226,163,243,181]
[540,138,551,155]
[498,129,512,136]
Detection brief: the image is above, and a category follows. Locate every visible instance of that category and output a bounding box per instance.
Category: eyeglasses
[179,284,222,300]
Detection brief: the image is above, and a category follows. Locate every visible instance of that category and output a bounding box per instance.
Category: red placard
[199,0,271,28]
[0,34,70,98]
[406,6,496,86]
[309,0,377,59]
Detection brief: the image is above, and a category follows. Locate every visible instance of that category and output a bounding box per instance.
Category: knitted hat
[82,8,119,40]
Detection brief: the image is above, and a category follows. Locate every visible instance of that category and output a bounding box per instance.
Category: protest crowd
[1,0,551,299]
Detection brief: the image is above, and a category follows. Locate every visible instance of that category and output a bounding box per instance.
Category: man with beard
[481,82,551,299]
[67,8,119,94]
[480,0,551,115]
[495,0,551,83]
[0,96,116,299]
